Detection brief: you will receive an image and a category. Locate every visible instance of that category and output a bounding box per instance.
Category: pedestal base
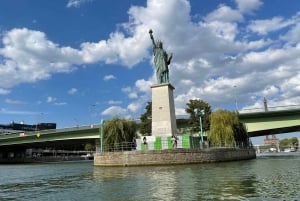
[151,83,177,137]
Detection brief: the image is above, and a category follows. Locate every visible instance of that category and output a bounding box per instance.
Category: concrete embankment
[0,156,92,164]
[94,148,256,166]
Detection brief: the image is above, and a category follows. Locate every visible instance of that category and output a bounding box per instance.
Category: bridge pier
[95,139,100,153]
[0,147,27,163]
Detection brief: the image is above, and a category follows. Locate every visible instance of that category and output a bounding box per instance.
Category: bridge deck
[0,125,101,147]
[239,109,300,137]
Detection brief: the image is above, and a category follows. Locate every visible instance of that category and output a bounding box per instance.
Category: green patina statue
[149,29,173,84]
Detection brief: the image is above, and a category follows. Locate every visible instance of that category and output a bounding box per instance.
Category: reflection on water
[0,155,300,201]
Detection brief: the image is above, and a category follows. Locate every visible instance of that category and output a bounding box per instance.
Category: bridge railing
[0,124,101,139]
[239,104,300,113]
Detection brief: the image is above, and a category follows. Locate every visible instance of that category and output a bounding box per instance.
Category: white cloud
[281,73,300,98]
[108,100,122,105]
[135,79,152,93]
[5,98,25,104]
[80,31,149,67]
[113,0,300,115]
[205,4,243,23]
[127,102,141,113]
[248,16,295,35]
[0,24,151,89]
[121,86,138,99]
[0,108,38,115]
[262,85,280,98]
[282,20,300,43]
[235,0,262,14]
[101,106,127,116]
[1,0,300,120]
[68,88,78,94]
[103,74,116,81]
[66,0,93,8]
[46,96,66,106]
[0,28,79,88]
[47,96,56,103]
[54,102,67,106]
[121,87,131,93]
[128,92,138,99]
[0,88,10,95]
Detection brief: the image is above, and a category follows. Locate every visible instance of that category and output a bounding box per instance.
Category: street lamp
[194,108,205,143]
[234,85,238,112]
[89,104,96,126]
[100,119,105,153]
[35,112,44,131]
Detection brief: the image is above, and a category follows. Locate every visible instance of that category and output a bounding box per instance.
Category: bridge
[0,125,101,150]
[1,106,299,161]
[1,108,300,146]
[239,108,300,137]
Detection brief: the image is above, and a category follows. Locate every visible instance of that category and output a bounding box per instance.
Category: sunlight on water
[0,155,300,201]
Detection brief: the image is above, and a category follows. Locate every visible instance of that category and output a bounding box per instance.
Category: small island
[94,29,255,167]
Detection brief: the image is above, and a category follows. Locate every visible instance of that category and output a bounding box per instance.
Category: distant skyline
[1,0,300,144]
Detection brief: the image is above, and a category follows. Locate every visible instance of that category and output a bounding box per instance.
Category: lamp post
[89,104,96,126]
[234,85,238,112]
[194,108,205,143]
[35,112,44,131]
[100,119,104,153]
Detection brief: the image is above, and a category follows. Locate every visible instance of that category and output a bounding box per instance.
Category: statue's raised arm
[149,29,172,84]
[149,29,156,48]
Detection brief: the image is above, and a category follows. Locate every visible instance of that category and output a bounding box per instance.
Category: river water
[0,153,300,201]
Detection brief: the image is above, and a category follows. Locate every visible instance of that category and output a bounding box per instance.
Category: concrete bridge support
[0,147,27,163]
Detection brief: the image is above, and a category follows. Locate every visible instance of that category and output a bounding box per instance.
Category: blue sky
[1,0,300,144]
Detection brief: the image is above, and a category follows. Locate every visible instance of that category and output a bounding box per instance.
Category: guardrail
[0,124,100,139]
[239,104,300,113]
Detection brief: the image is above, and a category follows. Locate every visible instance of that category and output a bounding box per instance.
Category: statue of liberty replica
[149,29,173,84]
[148,29,177,143]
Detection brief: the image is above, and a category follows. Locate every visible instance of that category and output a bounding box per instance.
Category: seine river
[0,153,300,201]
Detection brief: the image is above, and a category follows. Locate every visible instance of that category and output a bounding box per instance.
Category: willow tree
[103,118,137,151]
[208,110,249,147]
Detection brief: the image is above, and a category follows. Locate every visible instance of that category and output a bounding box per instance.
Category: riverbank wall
[94,148,256,166]
[0,156,93,164]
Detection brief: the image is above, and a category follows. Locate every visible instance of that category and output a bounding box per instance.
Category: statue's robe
[153,47,169,84]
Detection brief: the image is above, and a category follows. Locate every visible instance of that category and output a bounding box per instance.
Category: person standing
[171,135,178,149]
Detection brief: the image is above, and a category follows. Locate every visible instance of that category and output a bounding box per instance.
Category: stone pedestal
[151,83,177,137]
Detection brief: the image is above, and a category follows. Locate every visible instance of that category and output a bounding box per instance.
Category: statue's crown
[156,40,163,46]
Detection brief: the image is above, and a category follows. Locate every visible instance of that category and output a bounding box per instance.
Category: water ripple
[0,156,300,200]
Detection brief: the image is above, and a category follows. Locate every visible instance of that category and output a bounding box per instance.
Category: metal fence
[239,104,300,113]
[98,140,253,153]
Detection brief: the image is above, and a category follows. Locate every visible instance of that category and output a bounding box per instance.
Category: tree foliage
[103,118,137,150]
[208,110,249,147]
[185,99,211,133]
[279,137,299,146]
[84,143,95,151]
[140,101,152,135]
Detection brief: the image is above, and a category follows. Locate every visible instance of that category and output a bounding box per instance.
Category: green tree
[208,109,249,147]
[232,115,249,147]
[185,99,211,133]
[280,137,299,146]
[140,101,152,135]
[84,143,95,151]
[290,137,299,146]
[279,138,290,146]
[103,118,137,151]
